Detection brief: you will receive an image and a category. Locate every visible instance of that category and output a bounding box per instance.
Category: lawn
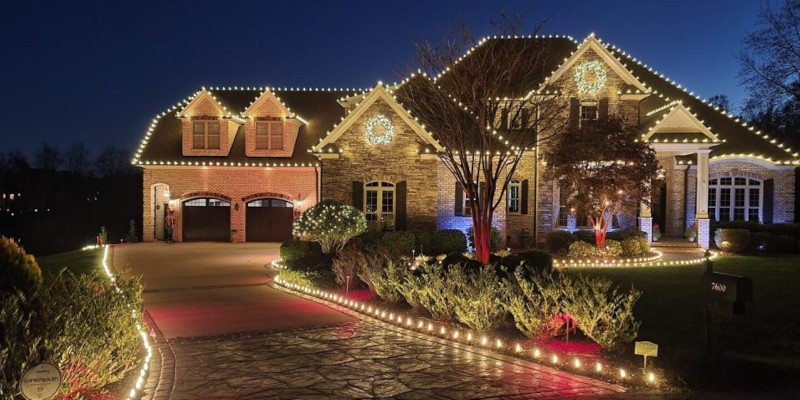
[570,255,800,389]
[35,247,103,278]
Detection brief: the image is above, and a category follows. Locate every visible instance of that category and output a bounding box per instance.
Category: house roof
[135,88,362,167]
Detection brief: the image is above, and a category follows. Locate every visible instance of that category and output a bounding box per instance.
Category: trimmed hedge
[714,228,751,253]
[545,231,576,254]
[518,250,553,273]
[280,240,323,262]
[413,229,467,255]
[382,231,416,258]
[713,221,800,240]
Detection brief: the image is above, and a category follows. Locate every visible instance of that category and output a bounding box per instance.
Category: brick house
[134,34,798,249]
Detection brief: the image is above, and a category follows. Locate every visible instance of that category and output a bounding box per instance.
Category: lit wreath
[365,115,394,145]
[575,60,607,95]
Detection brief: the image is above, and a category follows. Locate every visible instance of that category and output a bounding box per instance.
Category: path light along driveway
[112,242,626,399]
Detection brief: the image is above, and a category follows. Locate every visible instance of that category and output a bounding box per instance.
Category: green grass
[570,255,800,373]
[36,248,104,279]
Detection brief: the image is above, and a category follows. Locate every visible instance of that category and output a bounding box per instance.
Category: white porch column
[639,201,653,243]
[696,150,711,249]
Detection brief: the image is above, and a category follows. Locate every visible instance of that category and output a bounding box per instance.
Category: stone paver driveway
[112,243,626,399]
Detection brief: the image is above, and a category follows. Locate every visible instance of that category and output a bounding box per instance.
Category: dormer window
[192,116,220,150]
[255,118,284,150]
[579,100,598,127]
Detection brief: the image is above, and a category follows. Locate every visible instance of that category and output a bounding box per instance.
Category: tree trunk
[473,211,493,265]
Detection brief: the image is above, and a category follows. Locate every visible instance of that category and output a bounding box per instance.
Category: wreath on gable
[575,60,607,95]
[364,115,394,145]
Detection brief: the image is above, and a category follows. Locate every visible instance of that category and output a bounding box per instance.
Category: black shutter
[569,98,580,129]
[599,98,609,122]
[396,181,407,230]
[764,178,774,223]
[352,181,363,210]
[454,183,463,216]
[521,179,529,214]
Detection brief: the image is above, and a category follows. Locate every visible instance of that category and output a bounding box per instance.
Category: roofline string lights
[273,274,662,387]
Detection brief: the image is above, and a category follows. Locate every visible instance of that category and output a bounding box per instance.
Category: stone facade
[321,98,439,231]
[142,166,318,243]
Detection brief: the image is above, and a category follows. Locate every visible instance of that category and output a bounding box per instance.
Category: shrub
[352,229,383,251]
[714,228,751,253]
[414,230,467,255]
[502,269,564,339]
[397,262,456,320]
[750,232,774,253]
[606,229,647,241]
[567,241,601,258]
[604,240,623,258]
[126,219,138,243]
[574,230,596,244]
[357,255,406,303]
[621,237,649,257]
[773,235,798,253]
[292,200,367,253]
[0,237,43,296]
[41,270,143,397]
[331,245,366,288]
[280,240,323,262]
[467,226,503,252]
[545,231,576,254]
[651,224,661,241]
[562,274,642,352]
[684,223,697,241]
[441,253,482,271]
[381,231,416,259]
[448,264,507,332]
[518,251,553,273]
[761,223,800,239]
[0,291,42,396]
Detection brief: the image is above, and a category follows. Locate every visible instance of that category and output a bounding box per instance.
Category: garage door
[182,198,231,241]
[246,199,294,242]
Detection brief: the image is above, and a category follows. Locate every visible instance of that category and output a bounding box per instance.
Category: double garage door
[181,197,292,242]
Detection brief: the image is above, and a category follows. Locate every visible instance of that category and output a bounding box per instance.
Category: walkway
[112,242,626,399]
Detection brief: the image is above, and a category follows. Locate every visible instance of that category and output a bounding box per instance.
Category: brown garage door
[182,198,231,241]
[246,199,294,242]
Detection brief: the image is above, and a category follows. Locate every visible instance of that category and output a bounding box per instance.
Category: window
[365,181,395,231]
[247,199,293,208]
[507,180,521,213]
[579,100,598,127]
[708,177,761,222]
[183,198,230,207]
[255,120,284,150]
[192,117,220,150]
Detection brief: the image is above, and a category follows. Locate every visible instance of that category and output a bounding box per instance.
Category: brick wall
[142,166,318,242]
[320,98,438,230]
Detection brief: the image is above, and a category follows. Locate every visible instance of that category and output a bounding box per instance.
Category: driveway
[111,242,626,399]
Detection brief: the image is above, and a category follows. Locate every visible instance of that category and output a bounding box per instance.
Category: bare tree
[65,141,91,176]
[396,19,570,264]
[708,94,731,112]
[35,143,62,171]
[95,146,129,178]
[738,0,800,110]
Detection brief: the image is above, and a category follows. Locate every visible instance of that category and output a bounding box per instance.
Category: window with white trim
[709,177,761,222]
[507,180,521,213]
[579,100,598,128]
[192,117,220,149]
[255,120,284,150]
[365,181,395,231]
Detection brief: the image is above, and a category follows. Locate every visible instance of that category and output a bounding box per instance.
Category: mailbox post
[701,254,753,356]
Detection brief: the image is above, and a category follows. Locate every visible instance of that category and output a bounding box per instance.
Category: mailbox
[702,271,753,315]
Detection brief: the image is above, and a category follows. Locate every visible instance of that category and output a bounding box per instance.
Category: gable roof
[134,87,362,167]
[641,103,720,142]
[313,83,444,152]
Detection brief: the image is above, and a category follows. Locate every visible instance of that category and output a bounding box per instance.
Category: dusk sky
[1,0,769,157]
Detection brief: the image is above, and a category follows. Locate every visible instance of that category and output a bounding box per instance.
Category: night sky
[1,0,768,157]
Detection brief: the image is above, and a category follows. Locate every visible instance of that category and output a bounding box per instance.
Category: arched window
[709,177,762,222]
[365,181,395,231]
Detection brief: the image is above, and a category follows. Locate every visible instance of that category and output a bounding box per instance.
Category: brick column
[696,151,710,249]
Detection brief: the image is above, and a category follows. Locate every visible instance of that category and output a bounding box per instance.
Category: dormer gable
[179,89,243,157]
[538,34,648,98]
[242,88,304,157]
[642,103,721,144]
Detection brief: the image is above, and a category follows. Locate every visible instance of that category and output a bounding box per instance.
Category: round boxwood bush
[545,231,576,254]
[381,231,416,258]
[280,240,323,262]
[714,228,751,253]
[0,236,42,296]
[292,200,367,253]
